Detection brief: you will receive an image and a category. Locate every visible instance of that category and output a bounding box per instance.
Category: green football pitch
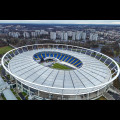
[51,63,72,70]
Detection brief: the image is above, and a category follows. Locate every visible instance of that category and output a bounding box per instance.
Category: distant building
[50,32,56,40]
[35,30,41,36]
[31,30,48,38]
[72,32,76,40]
[40,30,48,35]
[76,31,83,40]
[93,34,98,41]
[23,32,30,38]
[89,33,93,40]
[9,32,20,38]
[89,33,98,41]
[76,31,80,40]
[82,32,86,40]
[31,32,37,37]
[64,32,68,41]
[56,31,62,39]
[67,31,73,37]
[60,32,64,40]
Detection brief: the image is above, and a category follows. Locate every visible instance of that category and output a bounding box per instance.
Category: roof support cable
[52,71,59,87]
[73,71,86,88]
[42,70,54,85]
[69,71,75,88]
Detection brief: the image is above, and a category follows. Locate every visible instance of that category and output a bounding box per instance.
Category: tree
[101,46,114,57]
[112,42,120,56]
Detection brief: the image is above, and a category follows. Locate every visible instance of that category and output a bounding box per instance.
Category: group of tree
[112,42,120,56]
[0,39,8,47]
[101,45,114,57]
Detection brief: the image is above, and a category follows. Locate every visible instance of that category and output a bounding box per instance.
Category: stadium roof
[8,49,111,95]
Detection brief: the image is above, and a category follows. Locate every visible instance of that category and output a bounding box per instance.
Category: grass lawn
[22,92,27,96]
[16,96,21,100]
[118,63,120,67]
[0,46,13,55]
[97,96,107,100]
[1,94,6,100]
[51,63,72,70]
[0,66,2,74]
[11,89,22,100]
[11,89,16,95]
[114,50,120,57]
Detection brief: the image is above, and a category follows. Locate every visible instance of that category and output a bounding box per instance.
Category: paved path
[110,85,120,95]
[106,85,120,100]
[0,96,3,100]
[0,76,17,100]
[103,85,120,100]
[103,92,115,100]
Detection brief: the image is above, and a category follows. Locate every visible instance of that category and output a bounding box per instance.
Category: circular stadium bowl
[1,44,120,100]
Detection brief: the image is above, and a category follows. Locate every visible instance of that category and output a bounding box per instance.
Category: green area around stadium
[51,63,72,70]
[0,46,13,55]
[0,66,2,74]
[97,96,107,100]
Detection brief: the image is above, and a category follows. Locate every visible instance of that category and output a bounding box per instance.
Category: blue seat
[34,55,39,60]
[62,56,67,61]
[38,54,42,59]
[71,59,77,64]
[68,58,74,63]
[59,55,64,60]
[42,54,45,58]
[74,60,81,65]
[76,63,82,67]
[65,56,71,62]
[46,53,49,57]
[54,54,57,57]
[57,54,61,59]
[50,53,53,57]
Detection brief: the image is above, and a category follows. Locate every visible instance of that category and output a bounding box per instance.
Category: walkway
[3,89,17,100]
[103,85,120,100]
[103,92,115,100]
[107,85,120,100]
[110,85,120,95]
[0,76,17,100]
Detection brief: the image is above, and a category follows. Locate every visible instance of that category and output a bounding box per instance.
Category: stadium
[1,44,120,100]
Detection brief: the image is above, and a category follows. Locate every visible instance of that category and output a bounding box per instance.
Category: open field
[51,63,72,70]
[0,46,13,55]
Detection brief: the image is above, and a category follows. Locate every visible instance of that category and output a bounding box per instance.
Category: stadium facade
[1,44,120,100]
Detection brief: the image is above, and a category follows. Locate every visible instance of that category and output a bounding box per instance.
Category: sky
[0,20,120,24]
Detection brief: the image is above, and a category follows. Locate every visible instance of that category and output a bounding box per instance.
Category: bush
[16,97,21,100]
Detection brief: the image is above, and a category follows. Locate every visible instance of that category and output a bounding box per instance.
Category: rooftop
[8,48,111,95]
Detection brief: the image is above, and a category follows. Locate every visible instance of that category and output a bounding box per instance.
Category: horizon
[0,20,120,24]
[1,23,120,25]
